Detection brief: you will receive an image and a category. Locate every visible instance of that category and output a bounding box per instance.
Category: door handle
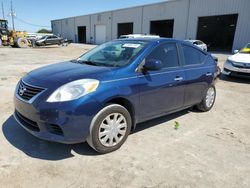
[206,72,212,76]
[174,76,183,81]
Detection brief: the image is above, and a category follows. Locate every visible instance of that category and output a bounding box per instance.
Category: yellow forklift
[0,19,29,48]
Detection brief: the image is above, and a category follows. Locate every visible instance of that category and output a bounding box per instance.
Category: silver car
[185,40,208,52]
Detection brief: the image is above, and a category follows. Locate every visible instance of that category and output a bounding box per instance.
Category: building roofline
[51,0,178,22]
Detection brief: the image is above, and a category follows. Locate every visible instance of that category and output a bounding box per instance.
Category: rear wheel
[58,41,63,46]
[87,104,132,154]
[16,37,29,48]
[197,85,216,112]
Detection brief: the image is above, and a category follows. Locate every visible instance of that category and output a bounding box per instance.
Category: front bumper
[223,61,250,78]
[14,86,102,144]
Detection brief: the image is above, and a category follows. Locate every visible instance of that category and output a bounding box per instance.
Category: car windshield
[77,41,148,67]
[239,44,250,54]
[39,36,47,40]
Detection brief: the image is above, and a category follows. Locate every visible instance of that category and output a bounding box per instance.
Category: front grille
[15,111,40,132]
[17,80,45,101]
[46,124,64,136]
[233,71,250,77]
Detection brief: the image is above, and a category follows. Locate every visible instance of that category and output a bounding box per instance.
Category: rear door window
[182,45,206,66]
[146,43,179,69]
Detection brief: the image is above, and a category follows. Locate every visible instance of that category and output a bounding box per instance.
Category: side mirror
[143,59,163,71]
[234,50,239,54]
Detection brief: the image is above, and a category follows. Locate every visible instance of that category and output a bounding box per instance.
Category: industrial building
[51,0,250,51]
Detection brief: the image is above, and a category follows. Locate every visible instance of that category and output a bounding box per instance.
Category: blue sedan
[14,38,217,153]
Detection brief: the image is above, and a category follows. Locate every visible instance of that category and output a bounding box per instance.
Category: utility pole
[9,0,15,30]
[1,2,5,19]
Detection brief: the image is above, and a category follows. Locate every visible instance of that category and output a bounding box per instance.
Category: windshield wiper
[77,60,100,66]
[76,60,120,67]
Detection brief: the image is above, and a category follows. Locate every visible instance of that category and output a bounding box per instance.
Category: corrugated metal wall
[187,0,250,50]
[51,0,250,50]
[112,7,143,39]
[75,15,91,43]
[142,0,189,39]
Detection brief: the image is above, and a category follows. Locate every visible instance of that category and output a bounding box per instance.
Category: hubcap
[205,87,215,108]
[98,113,127,147]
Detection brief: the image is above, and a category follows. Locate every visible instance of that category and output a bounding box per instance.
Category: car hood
[23,61,117,87]
[228,53,250,63]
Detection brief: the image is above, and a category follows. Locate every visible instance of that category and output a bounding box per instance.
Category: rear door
[50,35,59,45]
[180,44,212,107]
[45,36,53,45]
[45,35,57,45]
[138,42,186,120]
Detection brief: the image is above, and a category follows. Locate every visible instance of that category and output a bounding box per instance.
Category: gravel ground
[0,44,250,188]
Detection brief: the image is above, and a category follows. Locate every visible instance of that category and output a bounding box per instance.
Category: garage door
[197,14,238,51]
[95,25,106,44]
[150,20,174,38]
[117,22,133,38]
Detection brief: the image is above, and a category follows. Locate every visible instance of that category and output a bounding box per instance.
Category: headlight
[47,79,99,102]
[226,60,233,65]
[226,60,235,66]
[227,60,244,67]
[232,62,244,67]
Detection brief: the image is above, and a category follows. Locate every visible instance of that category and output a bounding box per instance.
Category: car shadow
[2,116,98,161]
[219,74,250,84]
[33,46,63,49]
[3,109,191,160]
[133,109,190,134]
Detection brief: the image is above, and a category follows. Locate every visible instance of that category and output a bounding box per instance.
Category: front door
[138,42,185,120]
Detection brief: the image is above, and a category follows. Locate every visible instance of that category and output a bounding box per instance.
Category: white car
[223,43,250,78]
[119,34,160,39]
[185,40,207,52]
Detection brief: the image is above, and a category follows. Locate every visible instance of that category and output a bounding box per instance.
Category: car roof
[116,38,203,48]
[120,34,160,38]
[116,37,181,43]
[185,39,200,42]
[114,38,208,55]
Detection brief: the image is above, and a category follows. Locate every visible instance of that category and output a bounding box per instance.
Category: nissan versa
[14,38,217,153]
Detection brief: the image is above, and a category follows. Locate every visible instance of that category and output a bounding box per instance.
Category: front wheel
[87,104,132,154]
[16,37,29,48]
[196,85,216,112]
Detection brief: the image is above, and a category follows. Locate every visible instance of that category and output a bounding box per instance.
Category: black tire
[16,37,29,48]
[58,41,63,46]
[197,85,216,112]
[87,104,132,154]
